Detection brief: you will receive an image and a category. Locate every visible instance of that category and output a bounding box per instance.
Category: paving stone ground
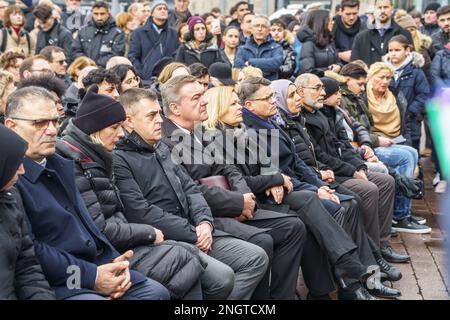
[297,157,450,300]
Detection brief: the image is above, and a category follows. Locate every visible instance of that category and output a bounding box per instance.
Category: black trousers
[245,215,306,299]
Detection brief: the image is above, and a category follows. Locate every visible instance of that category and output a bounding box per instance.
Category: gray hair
[160,75,198,115]
[5,86,55,118]
[294,73,316,88]
[120,88,158,114]
[251,14,270,26]
[238,77,271,102]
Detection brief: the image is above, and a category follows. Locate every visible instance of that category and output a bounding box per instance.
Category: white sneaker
[435,181,447,194]
[433,173,441,186]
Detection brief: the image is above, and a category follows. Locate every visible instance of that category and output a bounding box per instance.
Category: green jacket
[339,86,380,147]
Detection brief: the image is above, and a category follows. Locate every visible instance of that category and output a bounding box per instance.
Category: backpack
[1,28,31,54]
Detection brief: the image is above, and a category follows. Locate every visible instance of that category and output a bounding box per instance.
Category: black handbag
[394,175,424,199]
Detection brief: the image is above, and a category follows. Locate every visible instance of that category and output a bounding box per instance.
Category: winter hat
[320,77,340,99]
[209,62,236,86]
[424,2,441,13]
[0,124,27,190]
[395,10,416,30]
[150,0,168,15]
[187,16,205,33]
[73,85,126,135]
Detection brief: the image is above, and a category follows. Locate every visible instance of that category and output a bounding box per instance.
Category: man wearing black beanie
[0,124,55,300]
[420,2,441,36]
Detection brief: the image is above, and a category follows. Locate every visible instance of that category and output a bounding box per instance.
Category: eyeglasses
[123,75,140,85]
[249,93,274,101]
[54,59,67,65]
[302,85,326,92]
[10,115,65,130]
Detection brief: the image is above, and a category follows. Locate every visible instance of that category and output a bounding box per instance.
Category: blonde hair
[0,70,14,101]
[367,62,394,80]
[231,68,240,81]
[203,86,235,130]
[351,59,369,72]
[67,56,97,81]
[241,66,263,79]
[158,62,190,84]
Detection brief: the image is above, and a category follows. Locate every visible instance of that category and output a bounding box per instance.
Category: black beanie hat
[73,85,126,135]
[0,124,28,190]
[424,3,441,12]
[320,77,340,99]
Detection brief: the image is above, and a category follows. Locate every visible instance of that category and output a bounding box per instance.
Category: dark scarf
[243,108,275,129]
[335,16,362,36]
[0,125,27,190]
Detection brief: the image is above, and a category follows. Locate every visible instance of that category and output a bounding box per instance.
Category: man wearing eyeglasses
[19,54,55,80]
[40,46,71,87]
[235,15,283,81]
[33,4,72,58]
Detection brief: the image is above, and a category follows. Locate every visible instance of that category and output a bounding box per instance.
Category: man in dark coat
[115,87,269,300]
[4,86,170,300]
[0,124,55,300]
[419,2,441,37]
[350,0,413,66]
[431,5,450,54]
[33,4,72,57]
[168,0,192,29]
[71,1,125,68]
[332,0,367,63]
[235,15,283,81]
[128,1,180,82]
[60,0,86,34]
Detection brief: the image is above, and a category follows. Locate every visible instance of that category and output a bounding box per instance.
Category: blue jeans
[375,144,418,220]
[65,279,170,300]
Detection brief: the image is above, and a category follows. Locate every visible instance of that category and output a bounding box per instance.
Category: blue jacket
[17,155,145,299]
[430,47,450,90]
[235,36,283,80]
[128,18,180,81]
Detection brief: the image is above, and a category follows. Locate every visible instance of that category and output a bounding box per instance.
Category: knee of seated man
[249,232,274,259]
[244,241,270,271]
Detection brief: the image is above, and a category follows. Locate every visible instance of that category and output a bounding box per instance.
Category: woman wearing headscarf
[56,86,205,300]
[0,124,55,300]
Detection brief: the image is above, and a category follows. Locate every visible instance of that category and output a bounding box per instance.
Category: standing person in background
[115,12,138,57]
[15,0,34,32]
[71,1,125,68]
[351,0,413,66]
[270,18,296,79]
[420,2,441,37]
[128,0,179,82]
[332,0,366,64]
[0,1,8,28]
[431,5,450,54]
[228,1,250,29]
[128,2,147,27]
[221,26,239,67]
[168,0,192,29]
[235,15,283,81]
[0,5,34,56]
[61,0,86,35]
[238,12,254,46]
[298,10,341,75]
[33,4,72,56]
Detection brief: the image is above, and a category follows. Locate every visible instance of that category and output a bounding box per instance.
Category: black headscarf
[0,125,28,190]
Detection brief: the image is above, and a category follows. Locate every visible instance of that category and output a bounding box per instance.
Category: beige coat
[0,27,35,56]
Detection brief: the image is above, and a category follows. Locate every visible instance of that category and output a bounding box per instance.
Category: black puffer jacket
[297,26,340,75]
[0,188,55,300]
[71,16,125,67]
[56,121,205,299]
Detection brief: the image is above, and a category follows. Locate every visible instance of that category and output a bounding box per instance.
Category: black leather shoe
[338,287,376,300]
[376,257,402,282]
[381,246,411,263]
[365,281,401,299]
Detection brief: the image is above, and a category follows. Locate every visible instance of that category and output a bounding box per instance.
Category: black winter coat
[350,21,413,66]
[35,21,72,56]
[278,40,296,79]
[297,26,340,75]
[71,16,125,67]
[56,122,205,299]
[0,188,55,300]
[301,106,367,181]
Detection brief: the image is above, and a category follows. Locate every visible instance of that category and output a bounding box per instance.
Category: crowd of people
[0,0,449,300]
